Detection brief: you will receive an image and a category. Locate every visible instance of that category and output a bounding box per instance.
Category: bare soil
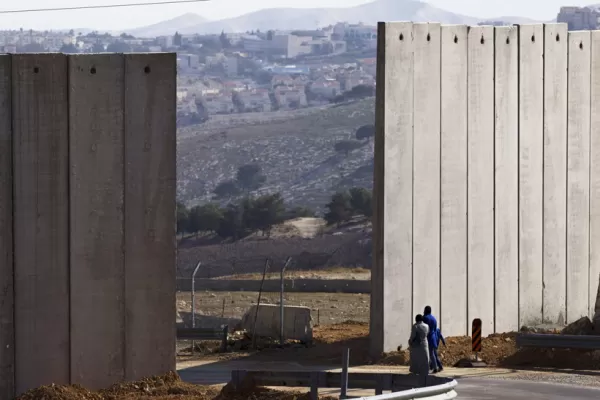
[212,267,370,281]
[17,372,336,400]
[178,320,600,371]
[176,291,370,328]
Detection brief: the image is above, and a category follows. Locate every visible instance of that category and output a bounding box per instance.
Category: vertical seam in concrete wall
[438,26,443,330]
[411,27,415,319]
[66,54,72,385]
[589,40,593,316]
[565,35,570,323]
[121,54,128,383]
[492,26,497,333]
[541,24,546,323]
[465,25,470,330]
[516,24,521,326]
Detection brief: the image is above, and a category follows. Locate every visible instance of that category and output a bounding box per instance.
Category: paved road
[177,361,600,399]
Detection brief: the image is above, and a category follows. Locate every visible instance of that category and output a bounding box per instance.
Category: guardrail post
[340,348,349,399]
[221,325,228,352]
[310,371,319,400]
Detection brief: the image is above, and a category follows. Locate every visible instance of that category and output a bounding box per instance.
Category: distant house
[201,92,235,115]
[309,77,341,100]
[235,89,272,112]
[273,85,307,109]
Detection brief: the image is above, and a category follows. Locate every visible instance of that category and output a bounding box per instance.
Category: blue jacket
[422,313,439,348]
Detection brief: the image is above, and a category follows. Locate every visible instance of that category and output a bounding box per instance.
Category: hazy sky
[1,0,599,31]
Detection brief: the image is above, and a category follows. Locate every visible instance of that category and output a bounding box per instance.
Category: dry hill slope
[177,98,375,209]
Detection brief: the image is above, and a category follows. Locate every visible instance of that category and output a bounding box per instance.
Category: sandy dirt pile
[16,371,333,400]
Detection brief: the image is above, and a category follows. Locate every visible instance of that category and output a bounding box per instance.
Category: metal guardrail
[516,333,600,349]
[230,370,457,400]
[356,380,458,400]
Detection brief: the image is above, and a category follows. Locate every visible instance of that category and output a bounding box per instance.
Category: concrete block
[494,26,519,333]
[124,54,176,380]
[566,30,591,323]
[240,304,313,343]
[0,55,13,400]
[518,24,544,327]
[69,54,125,389]
[467,26,495,336]
[589,31,600,320]
[440,24,468,337]
[412,22,441,318]
[371,22,414,356]
[542,24,568,325]
[12,54,70,394]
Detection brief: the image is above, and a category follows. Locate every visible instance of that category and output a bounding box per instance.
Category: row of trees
[177,193,315,239]
[177,187,373,240]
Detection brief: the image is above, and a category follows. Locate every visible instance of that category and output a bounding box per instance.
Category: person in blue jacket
[422,305,444,373]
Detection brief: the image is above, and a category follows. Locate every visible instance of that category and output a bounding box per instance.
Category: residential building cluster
[557,6,600,31]
[176,58,376,117]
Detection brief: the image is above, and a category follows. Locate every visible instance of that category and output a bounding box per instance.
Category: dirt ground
[16,372,336,400]
[211,267,370,281]
[178,321,600,370]
[176,291,370,328]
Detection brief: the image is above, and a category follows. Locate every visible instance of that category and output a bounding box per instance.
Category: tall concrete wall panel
[590,31,600,319]
[440,24,468,336]
[69,54,126,389]
[542,24,568,325]
[371,21,414,355]
[493,26,519,333]
[124,54,176,379]
[373,22,600,353]
[0,55,13,399]
[412,23,441,318]
[466,26,495,335]
[566,31,592,322]
[12,54,70,393]
[518,24,544,327]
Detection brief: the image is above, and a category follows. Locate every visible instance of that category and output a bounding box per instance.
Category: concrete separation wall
[0,54,176,398]
[177,278,371,293]
[372,22,600,356]
[240,304,313,343]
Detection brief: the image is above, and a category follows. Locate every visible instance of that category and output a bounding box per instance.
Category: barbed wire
[0,0,209,14]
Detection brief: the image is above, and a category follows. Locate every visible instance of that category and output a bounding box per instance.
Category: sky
[0,0,599,31]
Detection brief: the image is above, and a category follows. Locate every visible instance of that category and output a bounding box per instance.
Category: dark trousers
[429,346,442,370]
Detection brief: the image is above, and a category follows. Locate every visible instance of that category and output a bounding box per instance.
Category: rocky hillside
[177,98,375,211]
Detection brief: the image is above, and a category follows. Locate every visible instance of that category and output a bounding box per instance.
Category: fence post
[190,261,202,353]
[252,258,271,349]
[280,257,292,345]
[340,348,350,399]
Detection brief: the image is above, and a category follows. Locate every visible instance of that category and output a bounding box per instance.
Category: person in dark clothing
[422,305,443,373]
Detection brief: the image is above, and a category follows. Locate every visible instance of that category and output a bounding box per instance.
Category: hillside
[129,13,208,37]
[177,98,375,210]
[129,0,538,36]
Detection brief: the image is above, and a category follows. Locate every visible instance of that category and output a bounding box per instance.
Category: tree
[217,201,252,239]
[106,41,132,53]
[186,206,203,237]
[355,124,375,141]
[246,193,285,237]
[285,206,316,220]
[349,187,373,217]
[91,42,105,52]
[219,31,231,48]
[236,164,266,192]
[324,192,353,226]
[174,31,183,46]
[213,180,240,199]
[194,204,223,233]
[60,43,79,54]
[334,140,364,156]
[176,202,189,235]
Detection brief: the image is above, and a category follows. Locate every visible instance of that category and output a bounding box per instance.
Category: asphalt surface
[177,361,600,399]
